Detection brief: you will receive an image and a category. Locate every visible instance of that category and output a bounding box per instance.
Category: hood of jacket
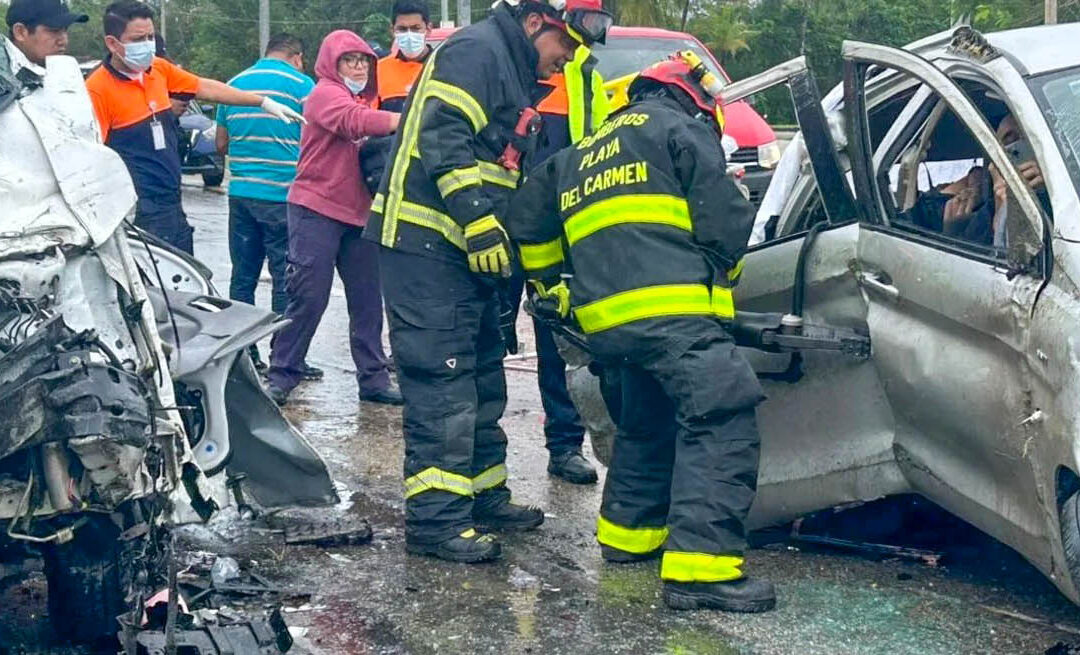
[315,29,379,102]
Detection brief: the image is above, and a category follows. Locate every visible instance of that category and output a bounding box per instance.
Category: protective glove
[464,216,512,277]
[261,96,307,125]
[499,305,519,355]
[529,279,571,320]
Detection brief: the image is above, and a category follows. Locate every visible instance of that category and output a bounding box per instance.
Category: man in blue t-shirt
[216,33,315,371]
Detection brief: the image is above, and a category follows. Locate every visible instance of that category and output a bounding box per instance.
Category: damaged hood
[0,51,136,258]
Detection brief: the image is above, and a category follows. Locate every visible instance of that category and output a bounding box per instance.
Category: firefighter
[506,56,776,611]
[361,0,613,563]
[504,40,610,485]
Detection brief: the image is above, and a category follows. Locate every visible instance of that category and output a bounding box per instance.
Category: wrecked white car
[0,50,335,644]
[569,23,1080,606]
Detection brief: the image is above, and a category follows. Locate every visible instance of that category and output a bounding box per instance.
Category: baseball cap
[6,0,90,29]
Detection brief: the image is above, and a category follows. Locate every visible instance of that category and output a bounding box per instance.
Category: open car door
[841,39,1053,561]
[723,59,907,529]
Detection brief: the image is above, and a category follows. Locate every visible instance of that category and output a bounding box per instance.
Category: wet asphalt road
[4,180,1080,654]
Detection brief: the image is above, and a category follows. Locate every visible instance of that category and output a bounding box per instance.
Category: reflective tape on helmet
[472,464,508,494]
[661,551,744,583]
[436,166,483,198]
[404,467,474,499]
[519,238,564,272]
[596,516,668,554]
[563,194,691,246]
[575,284,734,333]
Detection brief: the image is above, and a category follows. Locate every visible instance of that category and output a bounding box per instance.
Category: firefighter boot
[662,578,777,613]
[406,529,502,563]
[474,496,545,532]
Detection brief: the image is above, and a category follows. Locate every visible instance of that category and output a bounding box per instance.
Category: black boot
[474,499,544,532]
[601,544,662,563]
[548,450,598,485]
[301,362,324,380]
[406,529,501,563]
[662,578,777,613]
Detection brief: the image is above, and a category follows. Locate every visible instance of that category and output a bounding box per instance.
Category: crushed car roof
[908,23,1080,76]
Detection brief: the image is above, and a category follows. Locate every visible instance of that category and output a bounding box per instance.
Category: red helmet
[516,0,613,45]
[629,56,725,135]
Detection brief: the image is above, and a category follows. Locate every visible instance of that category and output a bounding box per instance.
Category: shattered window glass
[1031,68,1080,199]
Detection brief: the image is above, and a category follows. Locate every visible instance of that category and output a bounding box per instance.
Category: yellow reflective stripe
[711,285,735,320]
[661,551,744,583]
[728,258,746,283]
[427,80,488,133]
[596,516,668,554]
[519,239,564,271]
[371,193,386,213]
[464,215,500,239]
[575,284,715,334]
[436,166,483,198]
[404,467,474,499]
[564,194,691,246]
[478,161,521,188]
[472,464,508,494]
[398,201,466,250]
[382,49,441,247]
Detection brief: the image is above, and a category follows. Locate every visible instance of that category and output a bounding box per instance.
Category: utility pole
[1046,0,1058,24]
[457,0,471,26]
[159,0,166,41]
[441,0,453,27]
[259,0,270,57]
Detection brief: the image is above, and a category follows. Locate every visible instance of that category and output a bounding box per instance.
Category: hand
[388,112,401,132]
[499,307,519,355]
[1018,160,1045,192]
[943,188,975,224]
[530,279,570,319]
[464,216,512,277]
[990,164,1008,211]
[261,97,307,125]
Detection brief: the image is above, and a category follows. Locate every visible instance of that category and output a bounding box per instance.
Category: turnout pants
[597,324,765,583]
[268,204,391,394]
[379,247,512,544]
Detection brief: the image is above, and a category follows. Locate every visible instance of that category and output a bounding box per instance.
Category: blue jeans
[228,197,289,314]
[135,197,193,255]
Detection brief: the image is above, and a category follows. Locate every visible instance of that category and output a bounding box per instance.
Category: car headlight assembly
[757,140,782,169]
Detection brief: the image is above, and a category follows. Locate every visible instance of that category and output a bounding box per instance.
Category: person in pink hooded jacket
[268,29,403,407]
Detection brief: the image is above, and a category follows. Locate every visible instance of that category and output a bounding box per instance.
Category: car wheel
[202,171,225,187]
[1061,490,1080,590]
[41,515,140,645]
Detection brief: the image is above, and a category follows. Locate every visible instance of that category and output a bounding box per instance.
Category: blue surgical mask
[343,77,367,95]
[122,39,156,72]
[395,32,427,59]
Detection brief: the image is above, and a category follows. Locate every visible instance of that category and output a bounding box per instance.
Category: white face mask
[343,77,367,95]
[395,32,427,59]
[121,39,156,72]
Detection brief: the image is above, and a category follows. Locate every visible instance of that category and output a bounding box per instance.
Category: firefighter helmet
[496,0,613,45]
[628,54,726,135]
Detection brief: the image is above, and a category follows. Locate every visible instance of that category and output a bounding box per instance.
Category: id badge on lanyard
[149,100,166,151]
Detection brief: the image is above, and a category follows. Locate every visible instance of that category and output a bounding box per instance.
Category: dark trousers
[380,247,511,544]
[598,325,764,571]
[228,197,289,315]
[507,275,586,455]
[136,197,193,255]
[268,204,391,394]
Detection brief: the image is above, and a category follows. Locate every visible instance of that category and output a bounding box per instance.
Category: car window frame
[843,40,1049,276]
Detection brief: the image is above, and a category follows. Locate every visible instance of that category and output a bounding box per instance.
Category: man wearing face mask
[363,0,612,563]
[85,0,305,255]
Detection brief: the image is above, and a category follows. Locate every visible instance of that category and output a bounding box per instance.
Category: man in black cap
[5,0,88,71]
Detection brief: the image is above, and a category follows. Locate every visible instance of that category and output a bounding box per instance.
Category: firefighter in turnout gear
[362,0,612,563]
[506,55,776,611]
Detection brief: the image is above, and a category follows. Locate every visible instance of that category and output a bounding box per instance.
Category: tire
[41,515,136,644]
[1061,491,1080,592]
[202,171,225,187]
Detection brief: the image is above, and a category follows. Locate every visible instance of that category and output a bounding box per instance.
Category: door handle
[858,271,900,300]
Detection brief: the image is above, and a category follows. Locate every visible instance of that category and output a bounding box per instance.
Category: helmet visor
[566,9,613,45]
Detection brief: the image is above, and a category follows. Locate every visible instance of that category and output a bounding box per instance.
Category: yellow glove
[530,279,571,319]
[464,215,512,277]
